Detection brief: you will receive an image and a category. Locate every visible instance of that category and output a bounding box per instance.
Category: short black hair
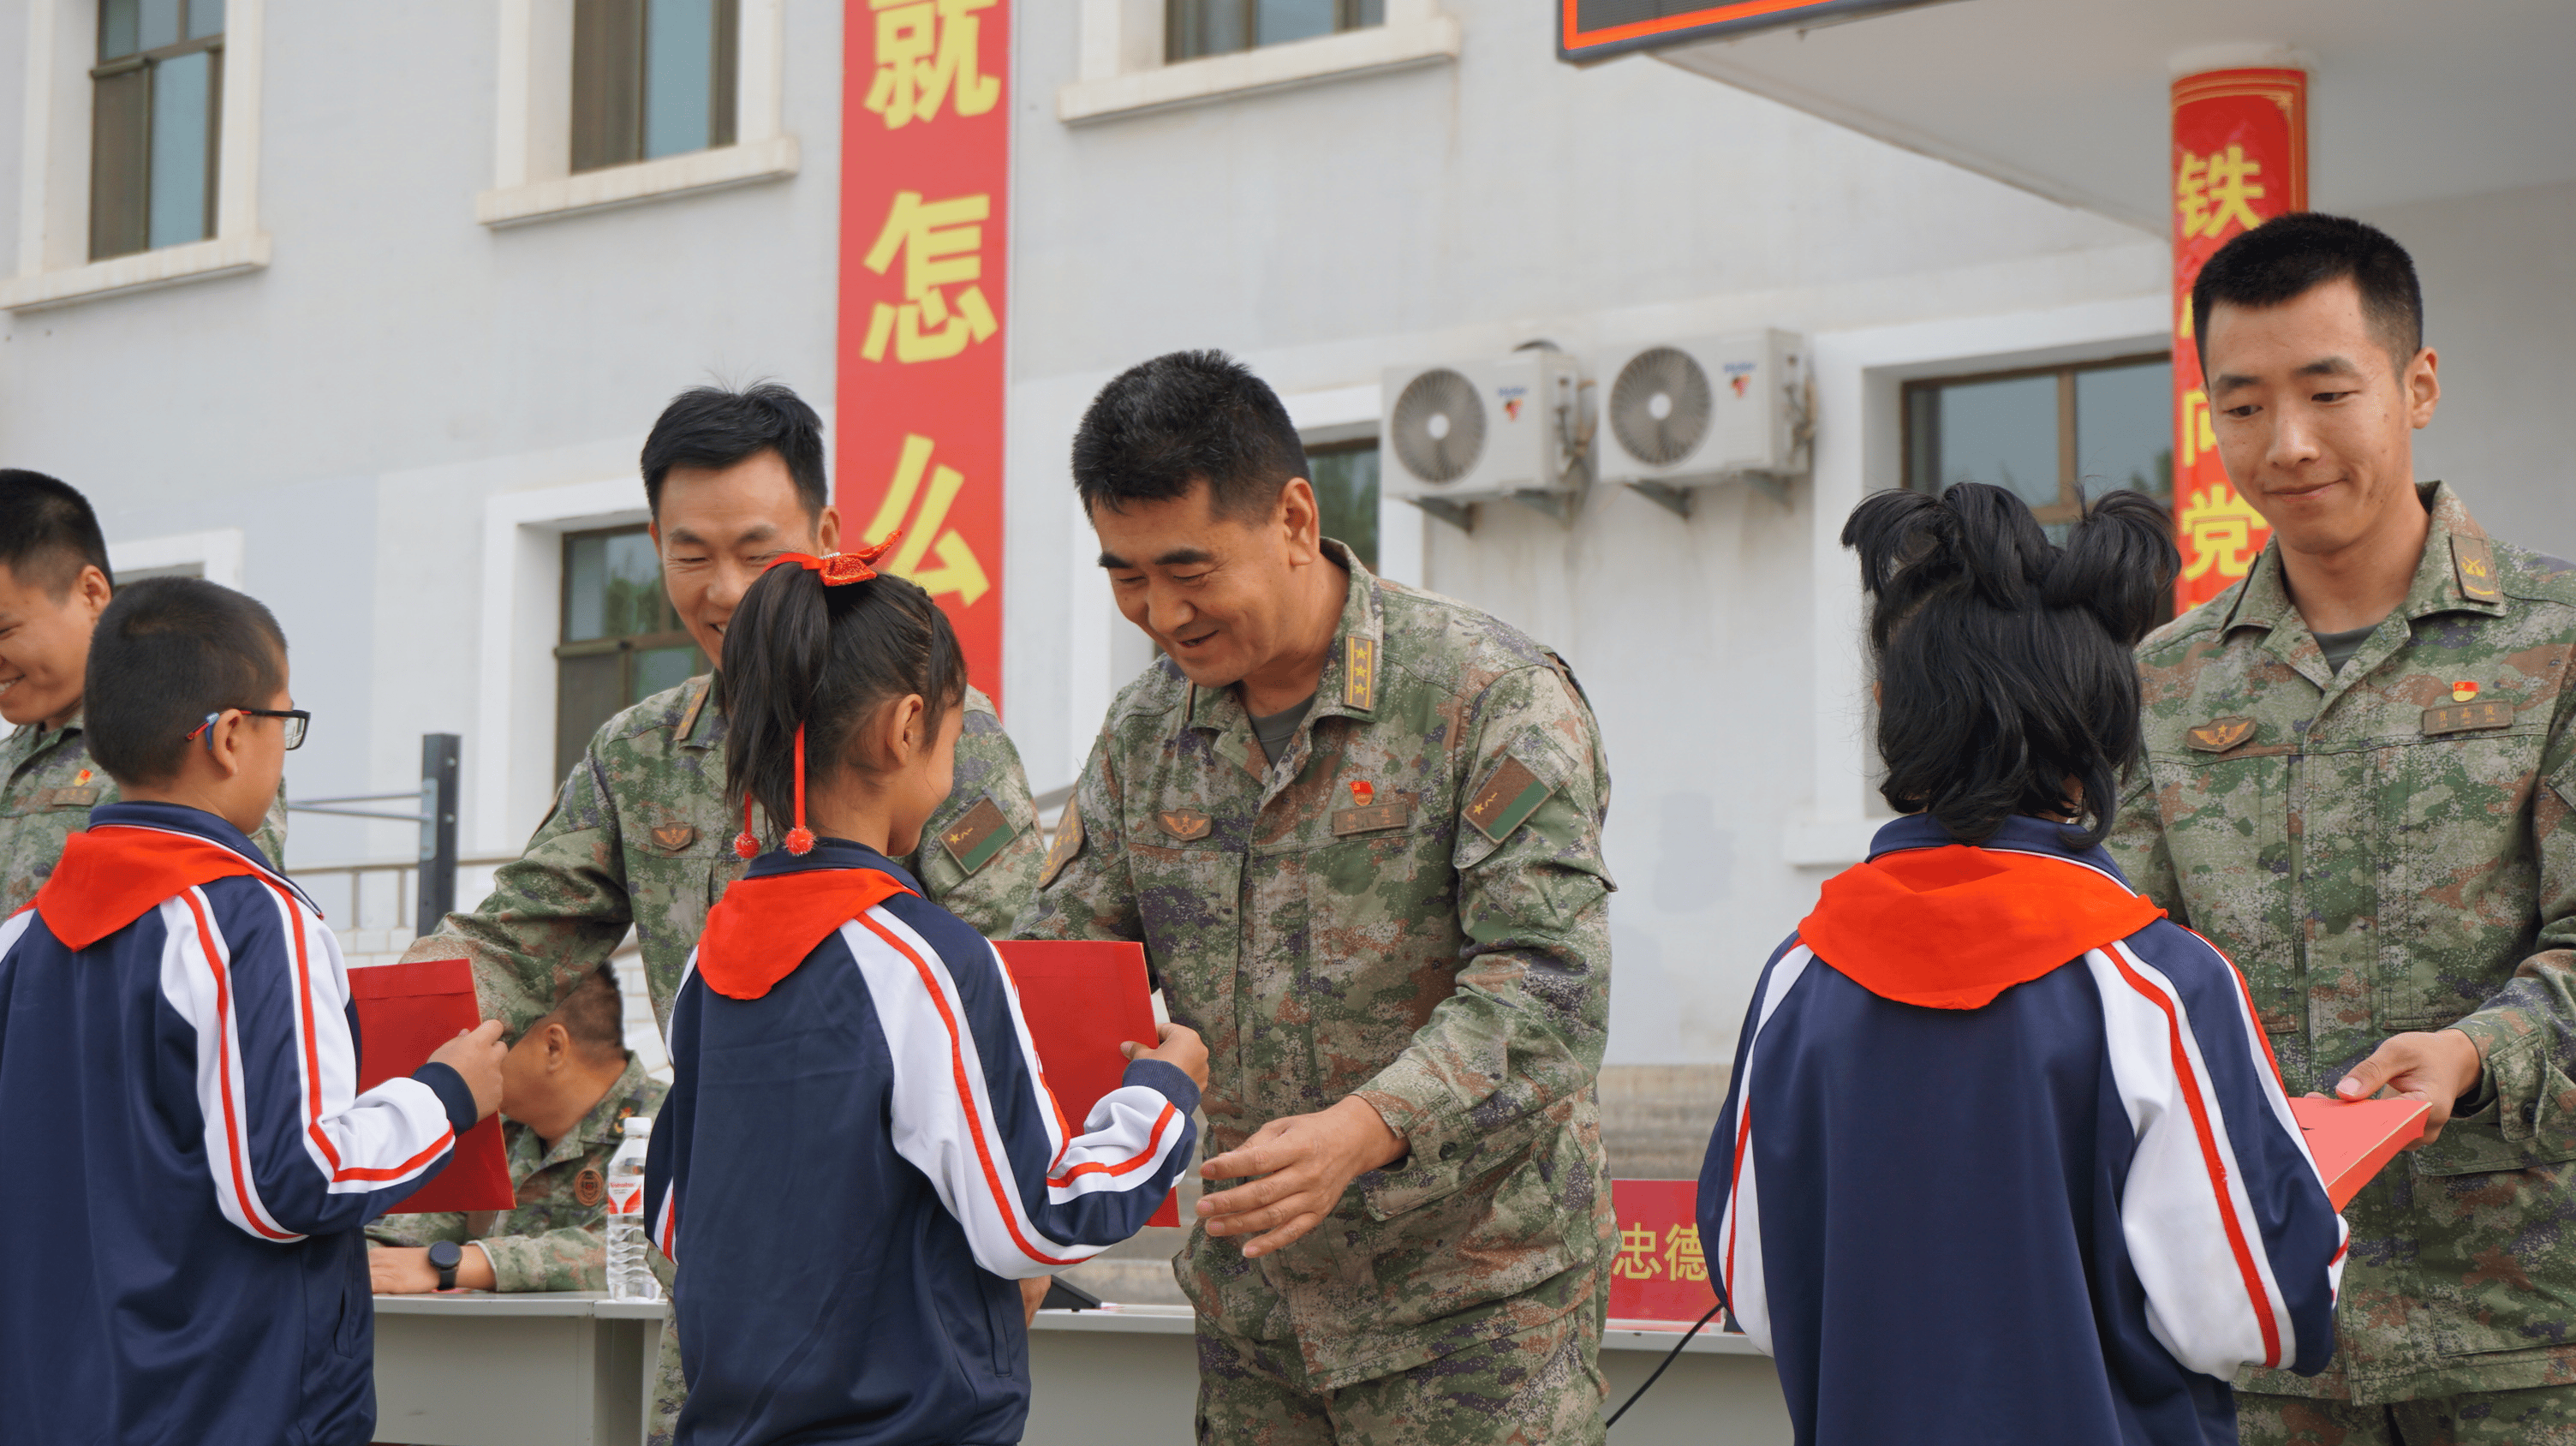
[640,383,828,517]
[1843,482,2178,849]
[0,470,112,598]
[86,577,289,788]
[1070,350,1309,522]
[2192,212,2423,374]
[542,963,625,1061]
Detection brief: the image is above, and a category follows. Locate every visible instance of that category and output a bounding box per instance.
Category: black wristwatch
[426,1240,463,1292]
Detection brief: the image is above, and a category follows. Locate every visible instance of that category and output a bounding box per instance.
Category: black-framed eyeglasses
[188,709,310,752]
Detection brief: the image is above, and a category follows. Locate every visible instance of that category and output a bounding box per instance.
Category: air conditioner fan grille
[1389,368,1486,486]
[1610,347,1714,469]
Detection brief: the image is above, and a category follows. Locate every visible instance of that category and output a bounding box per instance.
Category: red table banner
[2171,67,2306,613]
[837,0,1011,710]
[1607,1179,1720,1325]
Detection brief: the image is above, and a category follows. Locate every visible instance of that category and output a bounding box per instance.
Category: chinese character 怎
[864,0,1000,129]
[1664,1224,1708,1283]
[2179,479,2268,583]
[861,191,999,365]
[1610,1224,1661,1281]
[2175,145,2267,242]
[861,434,991,605]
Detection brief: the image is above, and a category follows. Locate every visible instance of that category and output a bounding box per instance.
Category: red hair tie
[731,534,899,861]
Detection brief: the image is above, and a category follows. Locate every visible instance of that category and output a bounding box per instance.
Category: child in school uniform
[0,577,508,1446]
[645,543,1205,1446]
[1699,485,2346,1446]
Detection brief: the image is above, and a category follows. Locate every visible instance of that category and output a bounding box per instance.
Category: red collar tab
[35,827,267,950]
[696,867,917,1000]
[1797,845,2164,1009]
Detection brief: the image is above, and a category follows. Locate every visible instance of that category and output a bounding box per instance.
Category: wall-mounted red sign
[1607,1178,1720,1324]
[837,0,1010,709]
[1558,0,1940,63]
[2170,67,2306,614]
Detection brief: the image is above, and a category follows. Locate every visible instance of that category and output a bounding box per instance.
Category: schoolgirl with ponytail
[641,543,1207,1446]
[1697,484,2346,1446]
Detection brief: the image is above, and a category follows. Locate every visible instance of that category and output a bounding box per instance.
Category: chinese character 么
[1611,1223,1661,1281]
[861,191,999,365]
[2175,145,2267,242]
[864,0,1000,129]
[862,434,991,605]
[1664,1223,1708,1283]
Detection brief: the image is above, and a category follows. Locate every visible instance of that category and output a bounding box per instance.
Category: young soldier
[2108,214,2576,1443]
[367,963,666,1294]
[0,470,283,910]
[403,383,1044,1438]
[1017,351,1618,1443]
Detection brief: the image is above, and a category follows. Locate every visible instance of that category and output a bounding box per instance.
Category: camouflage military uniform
[1016,542,1618,1443]
[402,674,1041,1444]
[2108,483,2576,1427]
[367,1054,667,1291]
[0,710,288,915]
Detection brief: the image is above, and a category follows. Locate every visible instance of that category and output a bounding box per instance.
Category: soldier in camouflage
[0,471,285,910]
[1019,352,1617,1444]
[367,964,667,1293]
[401,385,1041,1443]
[2107,216,2576,1443]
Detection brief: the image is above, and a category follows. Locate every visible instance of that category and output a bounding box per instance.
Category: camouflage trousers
[647,1312,684,1446]
[1194,1307,1607,1446]
[2241,1386,2576,1445]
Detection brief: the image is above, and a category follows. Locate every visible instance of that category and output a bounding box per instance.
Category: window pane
[139,0,181,51]
[644,0,714,159]
[565,534,610,642]
[1256,0,1336,45]
[188,0,224,39]
[89,67,151,260]
[1929,373,2058,510]
[1309,444,1380,574]
[600,531,665,639]
[1353,0,1383,22]
[1168,0,1247,61]
[100,0,140,59]
[634,644,703,704]
[556,652,625,786]
[147,50,213,250]
[572,0,646,172]
[2074,360,2174,505]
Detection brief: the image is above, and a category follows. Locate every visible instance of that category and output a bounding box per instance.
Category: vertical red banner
[2170,68,2306,613]
[837,0,1011,710]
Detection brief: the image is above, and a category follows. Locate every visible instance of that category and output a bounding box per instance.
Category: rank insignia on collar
[1155,809,1213,841]
[574,1167,605,1207]
[2452,536,2503,602]
[939,795,1017,876]
[2185,717,2257,754]
[651,823,697,853]
[1041,799,1084,887]
[1341,636,1377,711]
[2452,681,2480,702]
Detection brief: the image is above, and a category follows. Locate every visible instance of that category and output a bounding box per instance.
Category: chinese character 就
[2179,479,2268,583]
[2175,145,2267,242]
[1664,1223,1708,1283]
[861,191,999,365]
[864,0,1000,129]
[1611,1223,1661,1281]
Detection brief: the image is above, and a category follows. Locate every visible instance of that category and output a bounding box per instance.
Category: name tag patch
[1332,799,1414,836]
[2423,702,2512,736]
[939,795,1017,875]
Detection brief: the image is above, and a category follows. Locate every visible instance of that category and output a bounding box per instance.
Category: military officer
[0,470,284,908]
[1018,351,1618,1444]
[2108,215,2576,1443]
[367,964,666,1294]
[402,382,1043,1443]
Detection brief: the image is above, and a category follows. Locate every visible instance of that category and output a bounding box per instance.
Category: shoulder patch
[938,794,1017,875]
[1040,799,1083,887]
[1464,755,1555,842]
[2453,535,2503,603]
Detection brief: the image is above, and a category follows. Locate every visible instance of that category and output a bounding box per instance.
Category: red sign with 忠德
[1607,1179,1720,1324]
[837,0,1010,708]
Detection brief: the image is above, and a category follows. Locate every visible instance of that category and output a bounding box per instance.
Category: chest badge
[1155,809,1213,841]
[73,769,90,786]
[2452,681,2481,703]
[574,1167,605,1207]
[2185,717,2257,754]
[2424,701,2512,737]
[651,823,697,853]
[1349,780,1374,806]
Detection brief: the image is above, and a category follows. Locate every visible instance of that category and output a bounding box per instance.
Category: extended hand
[426,1020,510,1123]
[2334,1028,2485,1148]
[1196,1096,1404,1259]
[1021,1276,1050,1325]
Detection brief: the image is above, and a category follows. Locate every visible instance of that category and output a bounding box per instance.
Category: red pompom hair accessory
[729,534,903,859]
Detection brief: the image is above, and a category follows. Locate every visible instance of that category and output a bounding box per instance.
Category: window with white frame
[1061,0,1455,125]
[570,0,738,174]
[1168,0,1383,63]
[1902,354,2173,521]
[88,0,226,260]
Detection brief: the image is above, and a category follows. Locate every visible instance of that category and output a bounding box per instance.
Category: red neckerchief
[34,825,268,949]
[1797,845,2164,1009]
[695,866,916,1000]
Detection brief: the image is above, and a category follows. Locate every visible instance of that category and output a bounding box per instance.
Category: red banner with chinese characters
[2171,68,2305,613]
[837,0,1009,708]
[1607,1179,1718,1324]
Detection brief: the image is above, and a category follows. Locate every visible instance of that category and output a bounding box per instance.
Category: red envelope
[993,941,1179,1228]
[2291,1096,2430,1210]
[349,959,515,1214]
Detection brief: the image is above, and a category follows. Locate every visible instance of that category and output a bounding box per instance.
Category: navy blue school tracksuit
[648,839,1196,1446]
[0,803,474,1445]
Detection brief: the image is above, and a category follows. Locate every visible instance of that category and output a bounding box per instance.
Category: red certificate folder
[349,959,515,1214]
[2291,1096,2431,1210]
[993,940,1180,1228]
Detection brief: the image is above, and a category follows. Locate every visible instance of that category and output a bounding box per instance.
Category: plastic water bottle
[605,1116,659,1302]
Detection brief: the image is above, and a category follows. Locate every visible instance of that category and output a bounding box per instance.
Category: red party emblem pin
[2452,681,2480,702]
[1349,780,1374,807]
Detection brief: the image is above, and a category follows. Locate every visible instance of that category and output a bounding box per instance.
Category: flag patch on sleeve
[940,795,1017,875]
[1464,756,1554,842]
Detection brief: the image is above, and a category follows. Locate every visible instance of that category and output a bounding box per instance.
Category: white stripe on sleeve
[1716,945,1813,1357]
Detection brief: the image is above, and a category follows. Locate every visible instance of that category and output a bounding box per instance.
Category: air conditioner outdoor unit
[1379,352,1589,527]
[1595,331,1811,516]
